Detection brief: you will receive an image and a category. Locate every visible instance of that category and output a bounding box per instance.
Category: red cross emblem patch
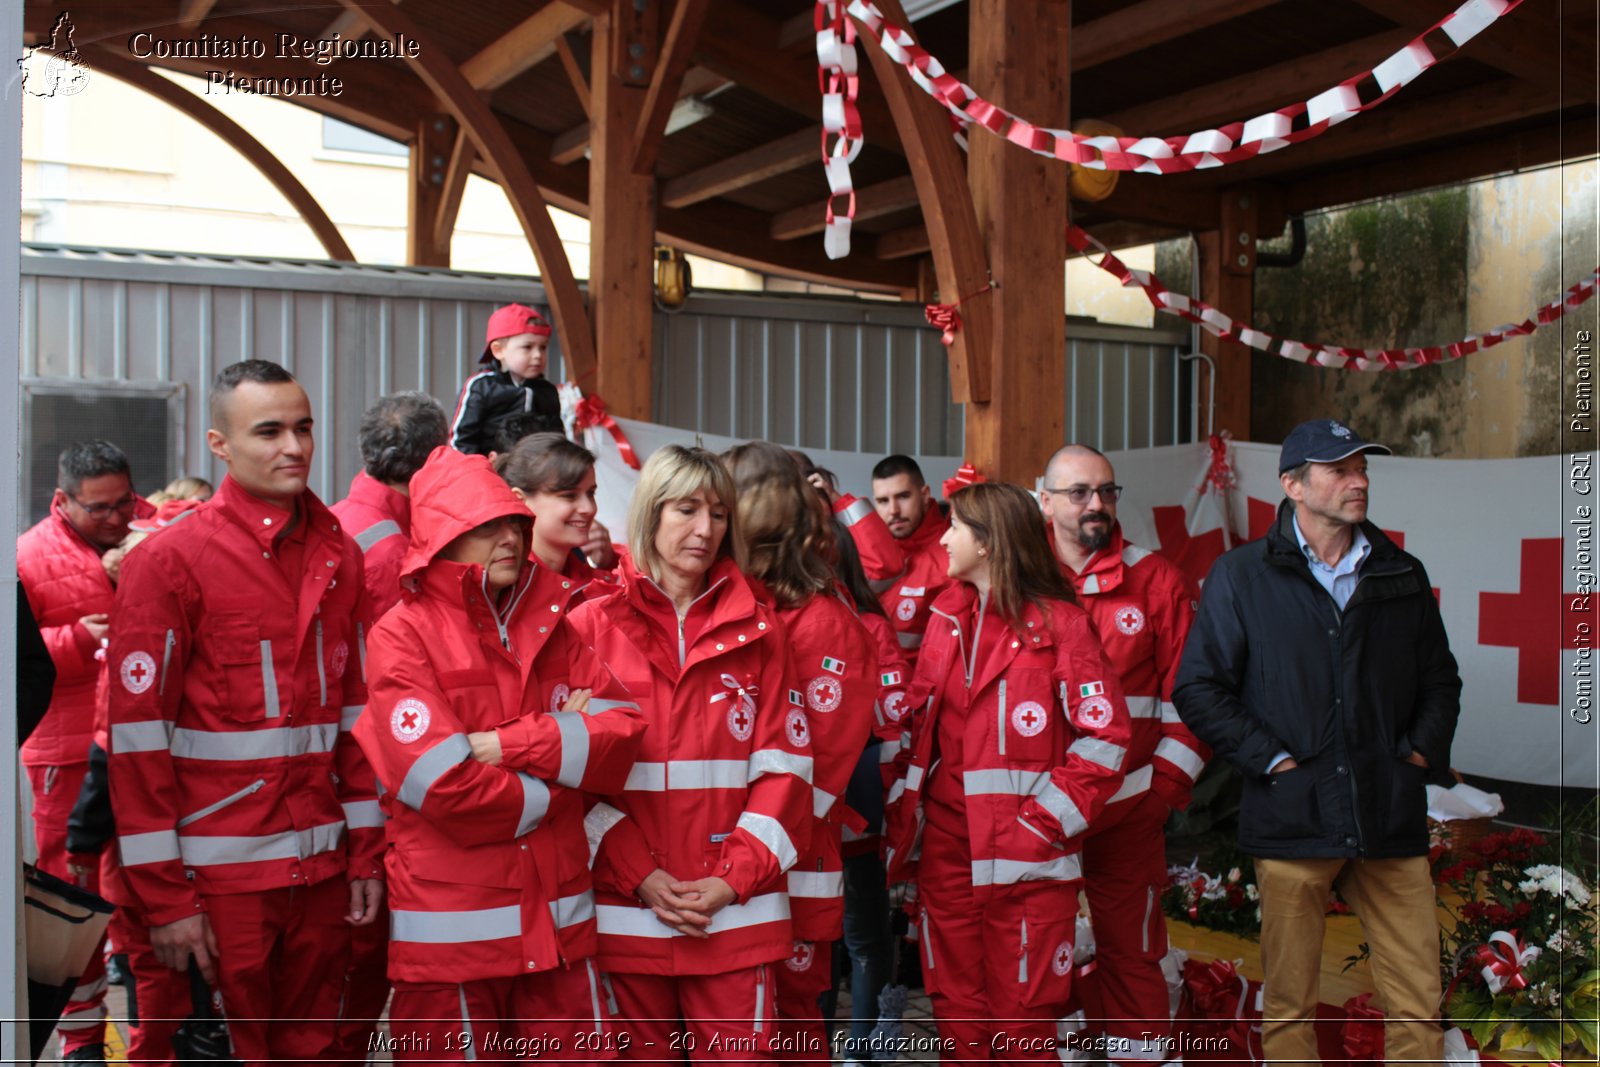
[785,941,814,972]
[1113,605,1145,636]
[1052,941,1074,977]
[1011,700,1047,737]
[806,675,842,713]
[883,691,907,723]
[786,708,811,747]
[551,683,571,714]
[330,641,349,680]
[1076,695,1114,731]
[120,651,156,695]
[390,698,431,744]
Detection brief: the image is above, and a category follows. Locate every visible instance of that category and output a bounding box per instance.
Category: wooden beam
[632,0,714,175]
[84,47,355,262]
[857,0,992,403]
[318,9,370,41]
[461,2,592,93]
[336,0,596,379]
[1198,193,1257,439]
[433,127,476,256]
[177,0,219,32]
[658,126,819,209]
[408,115,454,266]
[875,224,932,260]
[1089,175,1288,235]
[551,65,727,164]
[591,3,657,418]
[770,175,919,240]
[1073,0,1279,71]
[553,33,591,117]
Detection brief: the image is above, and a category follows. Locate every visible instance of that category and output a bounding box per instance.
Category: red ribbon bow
[924,303,962,346]
[1475,930,1540,994]
[572,394,641,471]
[941,461,986,500]
[1341,993,1385,1062]
[1184,958,1249,1018]
[1206,431,1237,493]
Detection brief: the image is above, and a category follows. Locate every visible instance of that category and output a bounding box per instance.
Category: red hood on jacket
[400,446,530,586]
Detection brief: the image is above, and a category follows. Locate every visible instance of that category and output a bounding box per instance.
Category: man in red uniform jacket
[326,390,446,1058]
[108,360,384,1067]
[18,439,151,1063]
[1042,444,1210,1064]
[829,455,950,667]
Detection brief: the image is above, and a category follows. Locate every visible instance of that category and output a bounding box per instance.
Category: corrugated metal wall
[19,246,1194,520]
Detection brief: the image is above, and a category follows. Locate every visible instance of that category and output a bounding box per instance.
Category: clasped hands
[636,869,737,939]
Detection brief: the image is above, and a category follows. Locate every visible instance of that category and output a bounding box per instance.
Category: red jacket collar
[1059,522,1128,597]
[901,503,950,551]
[211,475,333,552]
[344,470,411,534]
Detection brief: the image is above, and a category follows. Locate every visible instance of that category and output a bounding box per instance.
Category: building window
[321,116,407,158]
[23,381,185,526]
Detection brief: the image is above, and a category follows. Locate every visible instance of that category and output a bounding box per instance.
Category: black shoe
[105,953,129,986]
[63,1043,107,1067]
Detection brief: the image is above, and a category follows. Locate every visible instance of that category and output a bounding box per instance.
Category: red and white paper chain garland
[1067,224,1600,372]
[843,0,1526,175]
[816,1,865,259]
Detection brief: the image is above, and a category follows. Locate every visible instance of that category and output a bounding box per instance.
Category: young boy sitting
[450,302,565,456]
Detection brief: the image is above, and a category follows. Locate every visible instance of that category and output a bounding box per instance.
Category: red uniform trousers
[772,941,832,1063]
[919,822,1077,1063]
[607,965,788,1064]
[28,761,109,1054]
[1079,792,1173,1064]
[331,903,390,1059]
[388,960,615,1065]
[202,876,350,1067]
[115,911,190,1066]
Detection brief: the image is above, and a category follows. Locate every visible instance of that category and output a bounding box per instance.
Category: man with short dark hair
[1042,443,1207,1065]
[108,360,384,1066]
[17,440,152,1062]
[825,455,950,667]
[327,390,445,1058]
[1175,419,1461,1065]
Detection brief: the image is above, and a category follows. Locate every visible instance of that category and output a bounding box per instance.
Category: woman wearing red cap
[354,445,645,1061]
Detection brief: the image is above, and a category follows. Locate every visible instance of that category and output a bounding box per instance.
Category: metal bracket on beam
[613,0,659,87]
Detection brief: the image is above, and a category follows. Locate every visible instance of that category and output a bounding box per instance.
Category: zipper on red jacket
[314,619,327,706]
[177,778,266,827]
[158,629,175,696]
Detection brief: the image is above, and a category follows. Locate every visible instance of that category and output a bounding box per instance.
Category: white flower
[1519,864,1592,908]
[1245,884,1259,902]
[1227,867,1241,883]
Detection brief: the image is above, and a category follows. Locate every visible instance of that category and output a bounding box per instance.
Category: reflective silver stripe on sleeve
[341,705,364,732]
[355,520,403,552]
[1125,695,1161,719]
[595,891,789,938]
[878,743,897,764]
[119,829,181,866]
[178,820,345,866]
[584,802,627,864]
[170,723,338,761]
[397,733,472,810]
[787,869,844,898]
[670,760,747,790]
[735,812,798,870]
[260,640,280,718]
[1109,764,1154,802]
[392,905,521,944]
[1160,700,1183,724]
[813,786,837,819]
[549,890,596,929]
[839,498,874,526]
[624,761,666,791]
[550,711,590,788]
[963,767,1049,797]
[1067,737,1127,772]
[517,773,551,836]
[1154,737,1207,781]
[585,698,640,715]
[970,854,1082,886]
[886,779,905,805]
[112,720,173,753]
[896,631,923,650]
[1035,782,1090,838]
[747,750,814,784]
[905,764,925,791]
[341,800,384,829]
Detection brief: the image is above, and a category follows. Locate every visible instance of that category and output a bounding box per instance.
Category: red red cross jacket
[567,556,812,976]
[18,499,154,767]
[1058,525,1210,811]
[884,584,1132,899]
[331,470,412,620]
[355,448,646,983]
[833,495,951,666]
[106,477,382,928]
[767,593,876,940]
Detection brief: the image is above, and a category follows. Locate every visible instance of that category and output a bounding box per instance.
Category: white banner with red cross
[586,419,1591,787]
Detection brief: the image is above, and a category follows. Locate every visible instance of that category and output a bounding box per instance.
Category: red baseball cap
[481,303,552,363]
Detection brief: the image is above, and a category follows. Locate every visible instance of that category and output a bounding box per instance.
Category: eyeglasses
[68,494,139,519]
[1042,483,1123,505]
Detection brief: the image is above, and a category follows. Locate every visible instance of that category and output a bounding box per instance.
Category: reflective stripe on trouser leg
[458,984,477,1061]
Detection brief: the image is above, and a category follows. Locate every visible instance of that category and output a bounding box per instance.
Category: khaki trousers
[1255,855,1443,1066]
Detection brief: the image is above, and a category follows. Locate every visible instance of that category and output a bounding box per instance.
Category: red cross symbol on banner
[1480,538,1583,707]
[127,661,149,685]
[1152,504,1229,591]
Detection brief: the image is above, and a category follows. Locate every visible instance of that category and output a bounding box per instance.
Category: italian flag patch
[1079,680,1105,698]
[789,689,805,706]
[881,670,903,687]
[821,656,846,675]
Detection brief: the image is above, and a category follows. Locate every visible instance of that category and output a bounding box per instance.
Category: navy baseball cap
[1278,419,1392,473]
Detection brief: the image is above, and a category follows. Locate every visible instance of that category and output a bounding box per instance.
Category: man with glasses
[1040,444,1208,1064]
[17,440,153,1064]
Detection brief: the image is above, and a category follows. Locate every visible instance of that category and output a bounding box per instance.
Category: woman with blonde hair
[567,444,813,1062]
[722,441,876,1059]
[884,481,1133,1060]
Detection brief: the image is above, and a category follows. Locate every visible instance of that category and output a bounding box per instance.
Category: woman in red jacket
[496,432,617,591]
[884,482,1133,1062]
[355,446,645,1062]
[723,441,876,1059]
[566,444,812,1063]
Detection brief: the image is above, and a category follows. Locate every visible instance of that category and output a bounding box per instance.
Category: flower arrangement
[1432,826,1599,1061]
[1162,860,1261,939]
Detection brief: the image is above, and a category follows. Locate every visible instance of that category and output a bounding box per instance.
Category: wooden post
[589,1,657,418]
[962,0,1070,483]
[408,114,454,267]
[1197,188,1258,439]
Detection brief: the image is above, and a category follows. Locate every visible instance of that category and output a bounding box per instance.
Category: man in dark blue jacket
[1174,419,1460,1065]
